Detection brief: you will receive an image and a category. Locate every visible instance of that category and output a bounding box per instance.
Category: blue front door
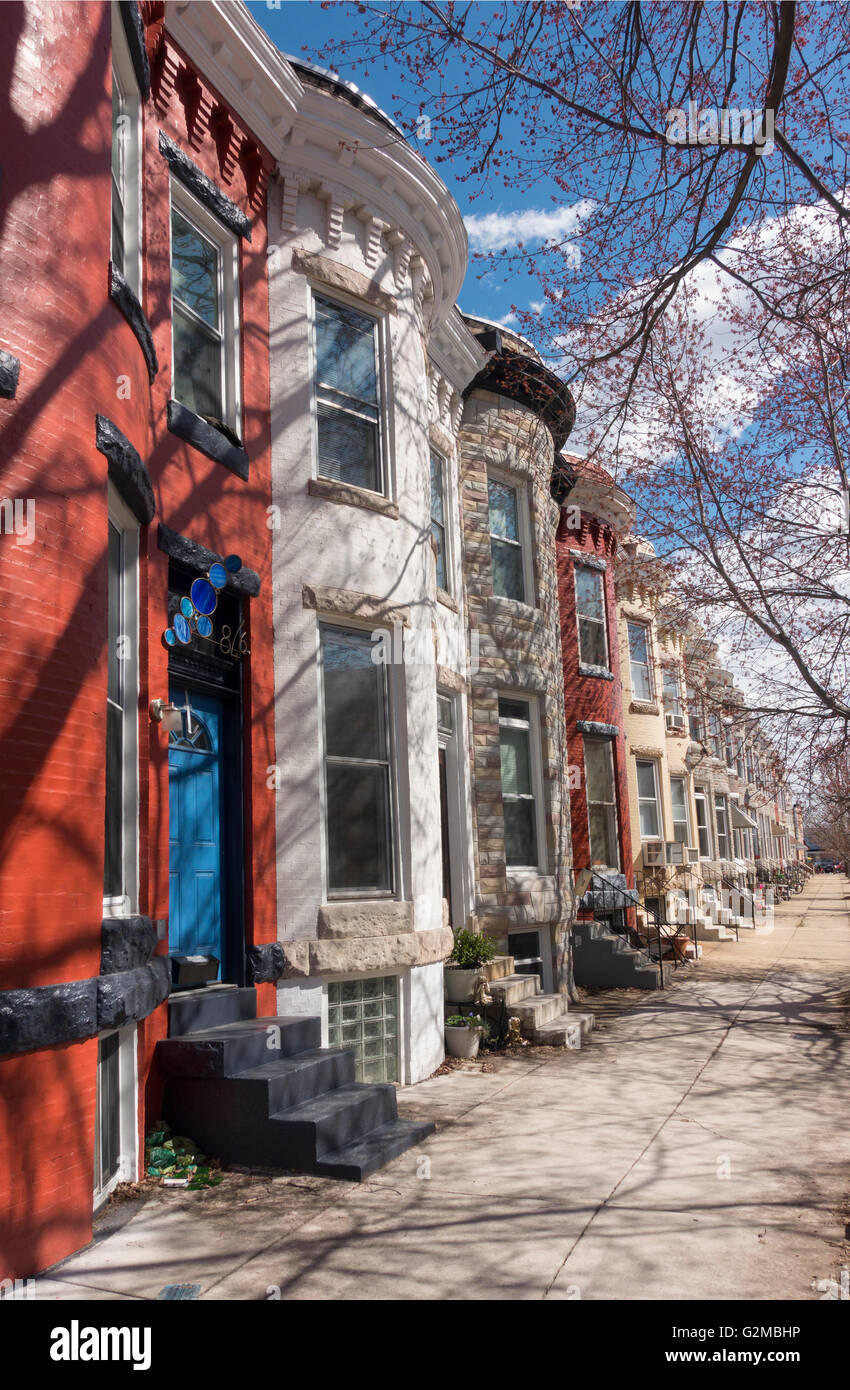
[168,687,226,975]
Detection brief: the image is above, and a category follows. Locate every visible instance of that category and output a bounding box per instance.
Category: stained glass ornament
[190,577,217,616]
[173,613,192,644]
[208,563,227,590]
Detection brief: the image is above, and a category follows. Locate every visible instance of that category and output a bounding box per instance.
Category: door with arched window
[168,687,226,972]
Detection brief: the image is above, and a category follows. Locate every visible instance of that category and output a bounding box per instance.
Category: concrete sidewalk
[35,877,850,1300]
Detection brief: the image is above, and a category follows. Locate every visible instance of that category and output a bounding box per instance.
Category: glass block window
[314,294,382,494]
[328,977,399,1083]
[574,565,608,668]
[627,622,653,701]
[488,478,526,602]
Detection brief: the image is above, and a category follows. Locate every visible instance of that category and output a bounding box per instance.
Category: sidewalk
[34,877,850,1300]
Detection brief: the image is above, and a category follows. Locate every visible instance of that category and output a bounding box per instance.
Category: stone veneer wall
[457,389,575,995]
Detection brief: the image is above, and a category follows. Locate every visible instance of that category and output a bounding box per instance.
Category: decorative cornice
[577,720,619,737]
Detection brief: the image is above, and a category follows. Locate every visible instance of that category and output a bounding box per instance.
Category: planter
[443,966,483,1003]
[445,1025,481,1060]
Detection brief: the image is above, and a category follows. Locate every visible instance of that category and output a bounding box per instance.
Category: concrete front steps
[486,970,594,1046]
[157,991,432,1182]
[573,919,673,989]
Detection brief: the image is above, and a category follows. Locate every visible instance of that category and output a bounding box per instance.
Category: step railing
[586,870,696,985]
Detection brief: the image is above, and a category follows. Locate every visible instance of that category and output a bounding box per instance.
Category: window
[662,667,683,719]
[670,776,691,845]
[583,738,619,868]
[687,687,703,742]
[170,192,240,431]
[627,622,654,701]
[708,709,723,759]
[93,1025,137,1205]
[724,725,735,769]
[104,490,138,912]
[694,787,712,858]
[499,698,539,867]
[488,478,527,603]
[575,566,608,668]
[320,626,393,895]
[313,293,382,494]
[430,452,449,592]
[714,793,731,860]
[636,759,662,839]
[328,977,398,1083]
[111,5,141,295]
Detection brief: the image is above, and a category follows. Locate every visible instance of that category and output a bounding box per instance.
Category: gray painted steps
[573,920,673,989]
[157,1008,433,1182]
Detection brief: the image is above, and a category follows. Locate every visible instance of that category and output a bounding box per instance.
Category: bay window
[583,737,619,868]
[488,478,527,603]
[430,451,449,592]
[575,565,608,668]
[313,293,383,494]
[499,697,539,867]
[627,622,654,702]
[171,192,240,432]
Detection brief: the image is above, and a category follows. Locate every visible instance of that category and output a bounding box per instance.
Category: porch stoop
[486,970,595,1045]
[157,991,433,1182]
[572,919,673,989]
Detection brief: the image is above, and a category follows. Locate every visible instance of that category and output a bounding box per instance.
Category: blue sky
[246,0,551,331]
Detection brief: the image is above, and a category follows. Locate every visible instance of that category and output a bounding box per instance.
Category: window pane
[636,761,657,801]
[321,630,387,761]
[632,661,652,701]
[315,296,378,404]
[575,567,604,621]
[326,763,391,891]
[430,454,445,526]
[628,623,648,664]
[173,304,222,420]
[172,211,219,327]
[588,804,618,868]
[488,479,520,541]
[107,523,122,706]
[639,800,660,839]
[584,740,614,804]
[499,698,528,722]
[104,701,123,898]
[317,401,379,492]
[491,537,524,602]
[504,799,537,866]
[579,617,607,667]
[500,726,531,796]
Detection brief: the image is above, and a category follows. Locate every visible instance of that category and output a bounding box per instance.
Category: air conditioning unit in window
[686,846,700,864]
[666,713,686,731]
[643,841,664,866]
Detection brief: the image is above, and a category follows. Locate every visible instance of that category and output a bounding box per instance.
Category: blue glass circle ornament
[196,614,213,638]
[163,628,177,647]
[208,562,227,590]
[180,596,195,618]
[225,554,242,573]
[190,577,217,616]
[173,612,192,645]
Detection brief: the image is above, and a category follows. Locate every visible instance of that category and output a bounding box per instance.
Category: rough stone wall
[457,389,574,993]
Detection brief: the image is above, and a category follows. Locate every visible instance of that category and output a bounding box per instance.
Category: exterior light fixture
[150,699,183,733]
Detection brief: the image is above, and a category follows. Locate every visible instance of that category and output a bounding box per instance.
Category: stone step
[511,993,565,1031]
[168,985,257,1036]
[269,1083,398,1163]
[314,1119,436,1180]
[531,1011,595,1047]
[482,955,515,982]
[158,1015,322,1078]
[693,919,736,942]
[487,972,541,1006]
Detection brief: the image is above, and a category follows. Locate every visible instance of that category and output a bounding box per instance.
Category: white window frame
[574,564,609,669]
[308,287,389,498]
[636,758,663,840]
[694,786,713,859]
[318,622,398,900]
[670,775,691,846]
[583,735,620,869]
[103,482,139,917]
[714,792,731,861]
[662,665,683,719]
[111,2,142,298]
[430,449,452,596]
[487,470,534,607]
[93,1023,138,1209]
[169,182,241,434]
[498,694,546,872]
[627,621,654,702]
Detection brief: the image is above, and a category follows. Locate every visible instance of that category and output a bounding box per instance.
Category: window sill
[579,662,614,681]
[629,700,659,715]
[437,588,458,613]
[486,593,539,621]
[167,400,249,479]
[308,475,399,519]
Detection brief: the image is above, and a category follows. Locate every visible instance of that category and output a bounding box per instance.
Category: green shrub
[447,929,497,968]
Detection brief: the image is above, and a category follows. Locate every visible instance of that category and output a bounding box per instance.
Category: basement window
[328,977,399,1083]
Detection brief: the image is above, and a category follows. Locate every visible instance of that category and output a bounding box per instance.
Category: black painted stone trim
[569,549,607,572]
[0,348,20,399]
[167,399,249,480]
[158,131,251,241]
[246,942,287,985]
[577,719,620,737]
[578,663,615,682]
[95,415,156,524]
[157,522,261,597]
[97,957,170,1032]
[109,262,158,383]
[101,915,157,975]
[118,1,151,100]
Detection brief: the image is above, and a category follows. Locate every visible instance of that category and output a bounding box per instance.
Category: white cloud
[464,201,593,259]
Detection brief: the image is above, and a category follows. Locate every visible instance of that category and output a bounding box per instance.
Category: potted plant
[443,929,497,1003]
[445,1014,486,1060]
